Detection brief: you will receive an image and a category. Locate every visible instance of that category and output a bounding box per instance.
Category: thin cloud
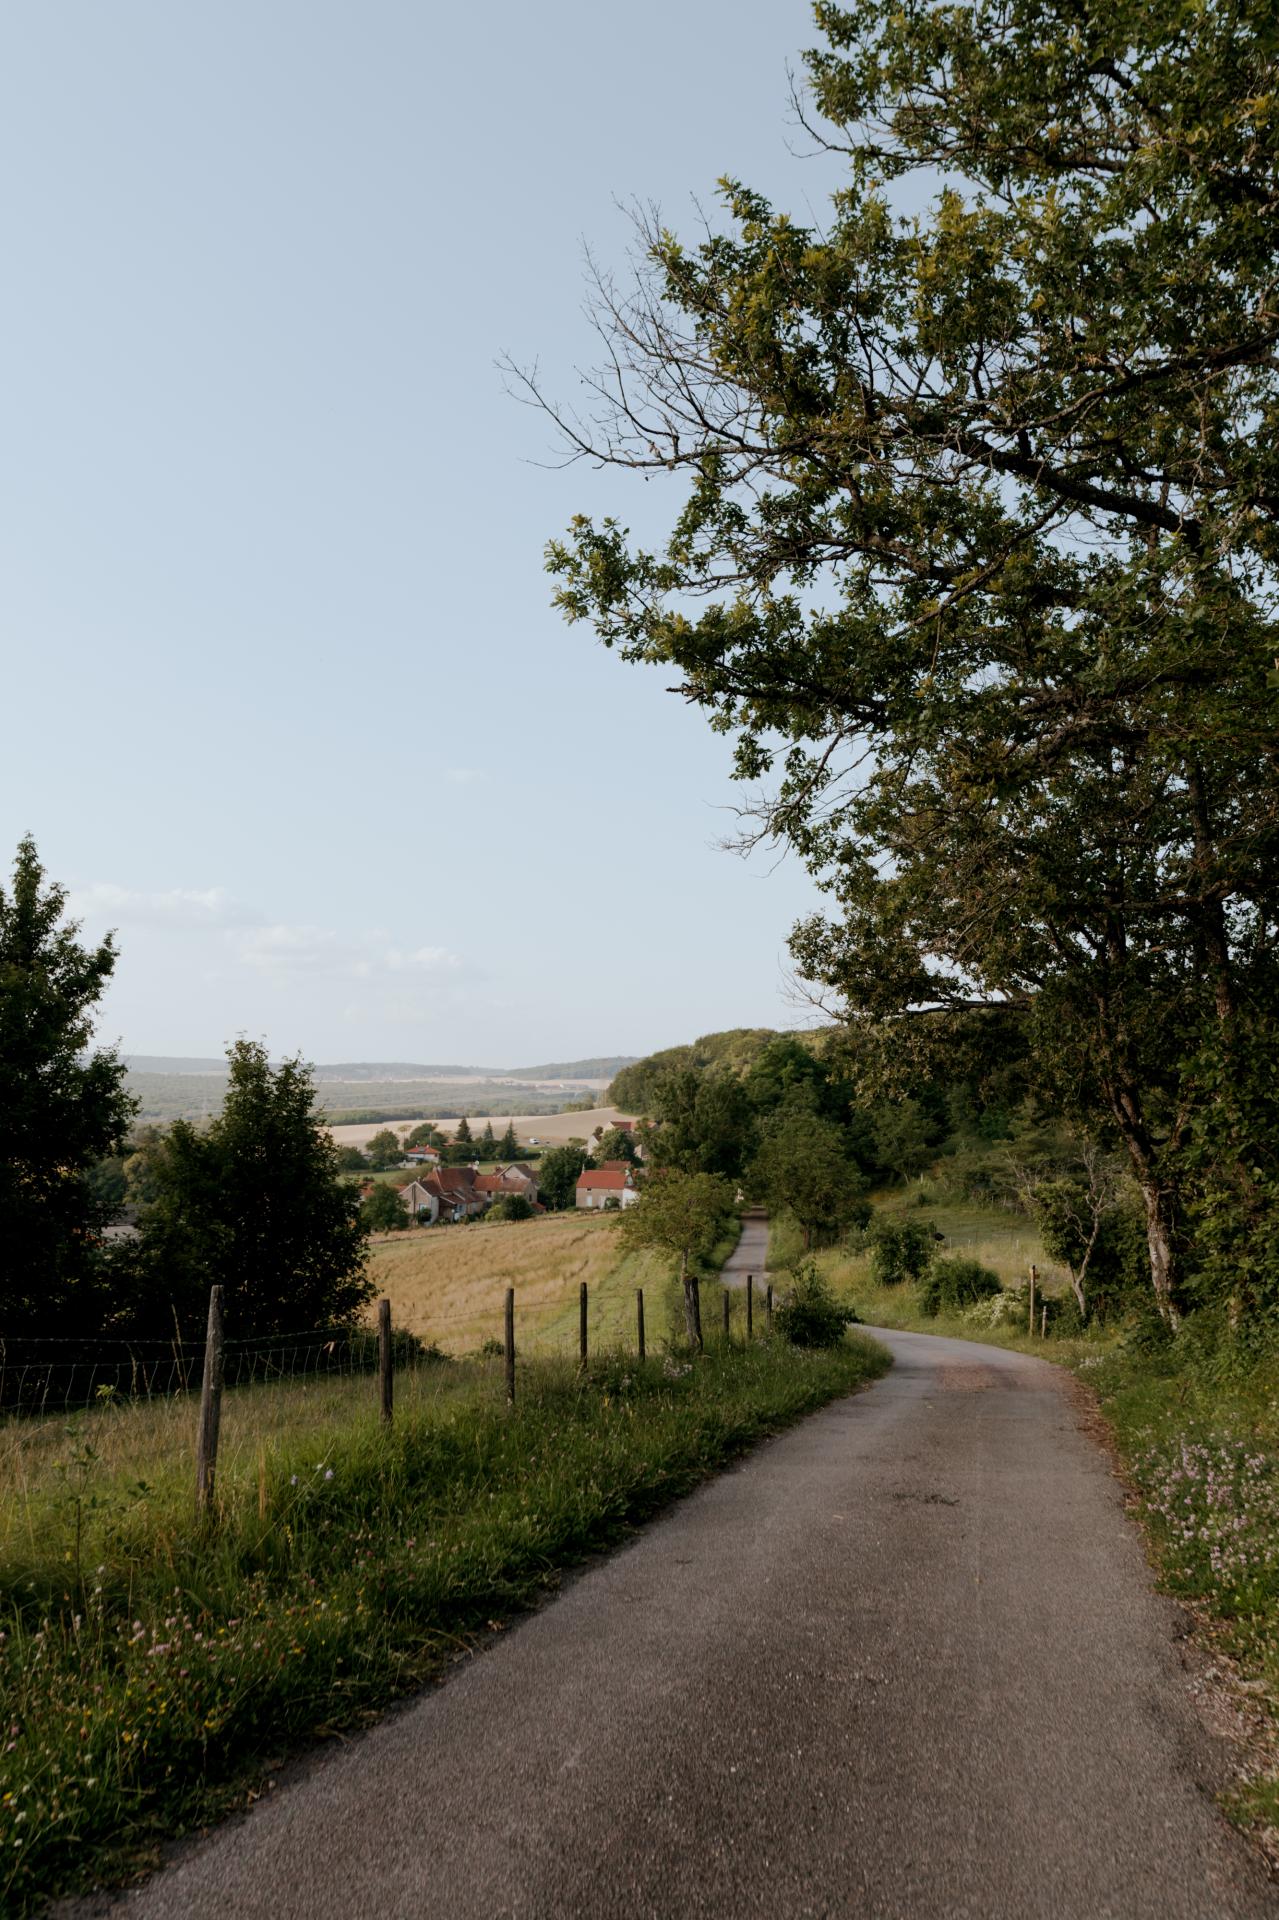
[68,883,256,929]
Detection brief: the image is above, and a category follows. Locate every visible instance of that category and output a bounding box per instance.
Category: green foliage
[404,1123,445,1149]
[497,1121,520,1160]
[647,1066,757,1178]
[537,1145,589,1211]
[608,1028,788,1113]
[361,1183,407,1232]
[335,1145,369,1173]
[365,1129,402,1171]
[543,2,1279,1324]
[619,1169,738,1345]
[1031,1177,1146,1323]
[919,1257,1001,1319]
[774,1261,858,1348]
[487,1195,534,1223]
[872,1100,942,1185]
[454,1115,472,1144]
[750,1111,868,1247]
[0,838,135,1336]
[593,1125,638,1164]
[869,1217,937,1287]
[479,1121,497,1156]
[139,1041,372,1337]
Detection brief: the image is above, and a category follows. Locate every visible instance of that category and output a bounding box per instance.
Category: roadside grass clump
[919,1256,1001,1319]
[0,1334,889,1913]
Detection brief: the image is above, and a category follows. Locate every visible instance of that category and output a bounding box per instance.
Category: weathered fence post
[765,1281,773,1328]
[636,1287,645,1362]
[1041,1302,1048,1340]
[579,1280,588,1369]
[504,1287,515,1406]
[722,1289,731,1343]
[746,1274,754,1340]
[195,1284,224,1516]
[378,1298,393,1425]
[1028,1263,1038,1337]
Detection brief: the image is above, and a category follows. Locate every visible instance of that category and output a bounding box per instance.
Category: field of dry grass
[365,1211,643,1356]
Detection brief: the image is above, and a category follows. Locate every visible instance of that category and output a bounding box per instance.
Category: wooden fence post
[636,1287,645,1362]
[504,1287,515,1406]
[746,1275,753,1340]
[195,1284,224,1516]
[378,1298,393,1425]
[579,1280,588,1369]
[765,1281,773,1328]
[1028,1264,1038,1337]
[722,1289,731,1342]
[1041,1302,1048,1340]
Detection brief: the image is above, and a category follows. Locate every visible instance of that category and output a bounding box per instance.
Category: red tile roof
[577,1169,630,1191]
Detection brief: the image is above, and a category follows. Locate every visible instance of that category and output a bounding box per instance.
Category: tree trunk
[1138,1176,1180,1330]
[681,1253,703,1350]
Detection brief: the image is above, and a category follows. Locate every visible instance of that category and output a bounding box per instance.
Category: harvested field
[365,1212,634,1356]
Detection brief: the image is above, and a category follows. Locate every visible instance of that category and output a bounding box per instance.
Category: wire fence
[0,1270,771,1422]
[0,1325,436,1418]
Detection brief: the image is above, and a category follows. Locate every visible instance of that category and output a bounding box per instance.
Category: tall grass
[0,1335,888,1913]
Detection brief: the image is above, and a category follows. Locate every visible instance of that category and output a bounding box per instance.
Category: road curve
[103,1331,1278,1920]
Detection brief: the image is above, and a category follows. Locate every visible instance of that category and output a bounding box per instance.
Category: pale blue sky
[2,1,838,1066]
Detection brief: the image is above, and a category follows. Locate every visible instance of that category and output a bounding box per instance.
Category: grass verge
[1,1334,888,1913]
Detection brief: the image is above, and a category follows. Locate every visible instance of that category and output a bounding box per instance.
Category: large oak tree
[532,0,1279,1322]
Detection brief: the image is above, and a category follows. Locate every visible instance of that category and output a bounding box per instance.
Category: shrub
[487,1195,534,1223]
[919,1256,1001,1318]
[869,1216,937,1286]
[774,1261,858,1348]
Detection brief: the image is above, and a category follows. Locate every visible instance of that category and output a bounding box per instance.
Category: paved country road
[719,1210,769,1289]
[97,1331,1279,1920]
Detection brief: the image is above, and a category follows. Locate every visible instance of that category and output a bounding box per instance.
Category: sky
[2,1,845,1068]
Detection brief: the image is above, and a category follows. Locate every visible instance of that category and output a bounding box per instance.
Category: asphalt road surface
[103,1330,1279,1920]
[719,1211,769,1290]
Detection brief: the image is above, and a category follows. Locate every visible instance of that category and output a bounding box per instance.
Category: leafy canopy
[537,0,1279,1322]
[141,1040,371,1337]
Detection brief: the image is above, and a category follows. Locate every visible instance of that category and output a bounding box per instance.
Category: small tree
[0,837,135,1335]
[405,1122,445,1149]
[869,1217,937,1288]
[498,1120,520,1160]
[454,1115,472,1144]
[366,1128,402,1171]
[335,1144,369,1173]
[479,1120,498,1157]
[141,1040,371,1336]
[361,1182,407,1232]
[618,1169,736,1349]
[538,1144,588,1210]
[774,1261,857,1348]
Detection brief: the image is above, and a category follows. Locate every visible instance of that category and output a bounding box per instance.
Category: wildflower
[325,1469,334,1481]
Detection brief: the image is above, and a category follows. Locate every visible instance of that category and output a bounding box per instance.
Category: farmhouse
[576,1167,638,1210]
[398,1179,441,1224]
